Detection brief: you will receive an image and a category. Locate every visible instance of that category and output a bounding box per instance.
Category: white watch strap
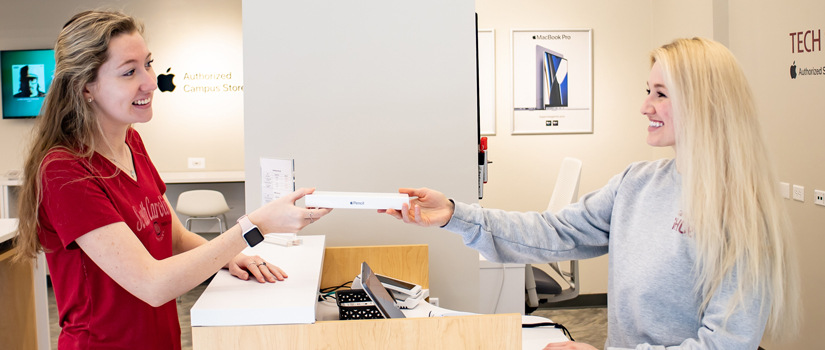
[238,215,255,233]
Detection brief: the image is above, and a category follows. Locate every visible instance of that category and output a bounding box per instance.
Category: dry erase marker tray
[304,191,410,210]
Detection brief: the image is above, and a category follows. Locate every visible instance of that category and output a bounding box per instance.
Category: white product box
[304,191,410,210]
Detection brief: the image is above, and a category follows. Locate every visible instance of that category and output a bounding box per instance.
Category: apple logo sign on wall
[790,61,797,79]
[158,68,176,92]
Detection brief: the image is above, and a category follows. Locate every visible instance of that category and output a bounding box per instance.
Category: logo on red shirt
[133,195,170,241]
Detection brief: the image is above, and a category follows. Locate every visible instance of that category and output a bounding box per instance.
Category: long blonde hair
[13,11,143,262]
[652,37,800,340]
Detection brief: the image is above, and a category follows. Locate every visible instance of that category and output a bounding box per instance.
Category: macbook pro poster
[511,29,592,134]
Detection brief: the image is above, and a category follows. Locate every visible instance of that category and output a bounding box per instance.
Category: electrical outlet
[187,157,205,169]
[815,190,825,207]
[779,182,790,199]
[792,185,804,202]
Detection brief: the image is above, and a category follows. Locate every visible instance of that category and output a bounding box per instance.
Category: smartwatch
[238,215,265,247]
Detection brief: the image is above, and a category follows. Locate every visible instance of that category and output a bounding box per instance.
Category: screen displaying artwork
[538,46,569,109]
[1,49,56,118]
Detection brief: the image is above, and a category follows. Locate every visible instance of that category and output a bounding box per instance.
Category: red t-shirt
[38,129,180,350]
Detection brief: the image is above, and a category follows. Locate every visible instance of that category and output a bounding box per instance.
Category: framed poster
[511,29,592,134]
[478,29,496,135]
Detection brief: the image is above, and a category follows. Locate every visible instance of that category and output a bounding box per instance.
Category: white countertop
[387,297,571,348]
[0,178,22,186]
[0,219,18,244]
[479,253,525,268]
[2,171,245,186]
[190,235,326,326]
[159,171,245,183]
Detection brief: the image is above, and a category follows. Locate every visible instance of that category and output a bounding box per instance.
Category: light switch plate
[779,182,790,199]
[792,185,804,202]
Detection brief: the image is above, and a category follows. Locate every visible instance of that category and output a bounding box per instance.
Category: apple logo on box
[158,67,176,92]
[790,61,797,79]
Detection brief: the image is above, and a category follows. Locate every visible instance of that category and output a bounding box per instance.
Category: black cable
[521,322,575,341]
[319,280,352,293]
[318,280,353,301]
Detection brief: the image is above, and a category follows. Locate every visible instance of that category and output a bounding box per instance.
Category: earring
[87,98,93,103]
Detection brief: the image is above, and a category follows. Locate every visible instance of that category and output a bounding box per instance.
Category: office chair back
[546,157,582,213]
[176,190,231,233]
[525,157,582,313]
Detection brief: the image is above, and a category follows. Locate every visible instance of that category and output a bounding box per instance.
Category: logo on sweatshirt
[672,211,693,237]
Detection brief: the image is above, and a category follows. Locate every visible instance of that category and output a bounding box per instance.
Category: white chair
[525,157,582,313]
[175,190,231,233]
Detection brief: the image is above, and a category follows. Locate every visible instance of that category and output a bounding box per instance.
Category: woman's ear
[83,83,96,102]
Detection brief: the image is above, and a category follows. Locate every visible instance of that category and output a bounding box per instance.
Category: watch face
[244,227,265,247]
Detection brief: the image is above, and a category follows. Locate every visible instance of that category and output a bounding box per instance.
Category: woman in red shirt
[13,10,331,349]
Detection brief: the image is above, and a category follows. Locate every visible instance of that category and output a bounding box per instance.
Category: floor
[48,284,607,350]
[530,307,608,348]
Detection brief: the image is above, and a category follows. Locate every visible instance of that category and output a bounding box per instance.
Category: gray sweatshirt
[443,159,769,349]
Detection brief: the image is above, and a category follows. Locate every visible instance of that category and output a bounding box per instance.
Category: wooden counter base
[0,247,38,349]
[192,244,522,349]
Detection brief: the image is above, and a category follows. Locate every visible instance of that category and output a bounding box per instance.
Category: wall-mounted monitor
[1,49,56,119]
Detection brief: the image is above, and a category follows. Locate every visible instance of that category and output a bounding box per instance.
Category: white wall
[130,1,245,172]
[727,1,825,348]
[241,0,482,312]
[477,0,822,347]
[0,0,244,174]
[473,0,735,296]
[475,0,673,295]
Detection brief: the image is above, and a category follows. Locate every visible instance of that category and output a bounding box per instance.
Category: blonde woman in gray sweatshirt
[383,38,799,350]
